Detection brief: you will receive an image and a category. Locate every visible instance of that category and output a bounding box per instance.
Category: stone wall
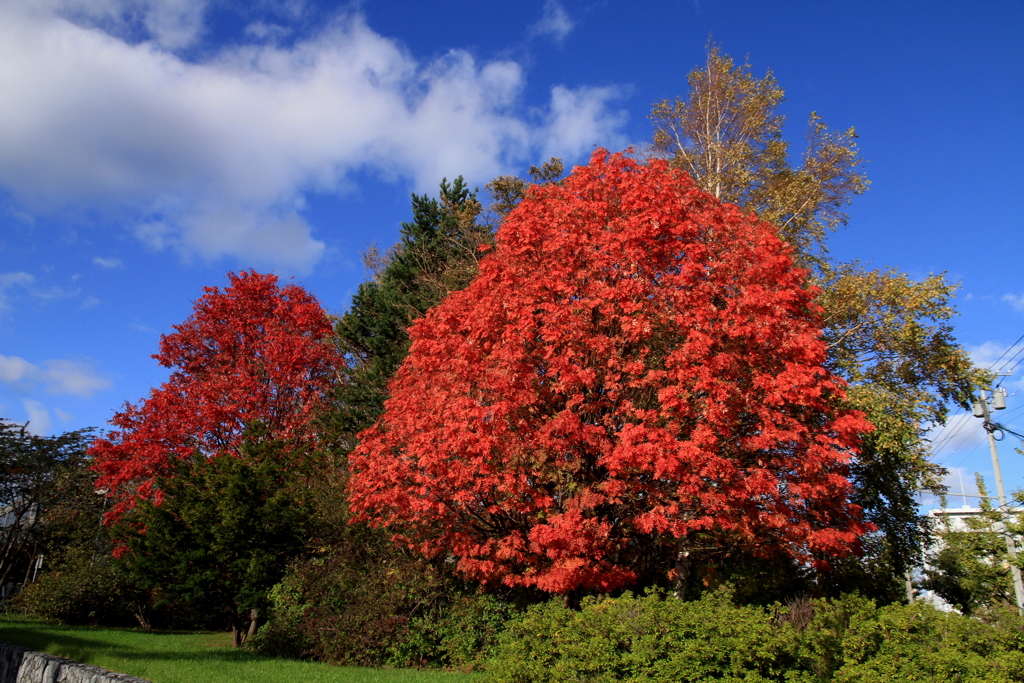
[0,641,150,683]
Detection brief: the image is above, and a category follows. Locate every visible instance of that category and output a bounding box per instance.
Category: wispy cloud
[0,272,33,311]
[919,466,986,511]
[92,257,123,269]
[39,0,212,51]
[0,271,84,310]
[968,341,1024,389]
[540,85,629,162]
[0,353,111,397]
[530,0,575,43]
[1003,293,1024,311]
[0,2,628,272]
[22,399,52,435]
[927,409,987,459]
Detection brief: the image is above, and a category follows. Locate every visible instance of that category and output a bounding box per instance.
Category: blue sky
[1,0,1022,503]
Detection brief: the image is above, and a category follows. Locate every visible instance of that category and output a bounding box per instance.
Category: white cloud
[35,0,211,50]
[969,340,1017,369]
[540,85,630,162]
[1003,293,1024,312]
[22,399,52,435]
[942,467,983,502]
[0,272,83,311]
[92,257,123,268]
[40,359,111,396]
[0,355,36,384]
[0,4,629,272]
[0,272,33,311]
[530,0,575,43]
[967,341,1024,393]
[245,21,291,42]
[31,285,81,302]
[0,354,111,397]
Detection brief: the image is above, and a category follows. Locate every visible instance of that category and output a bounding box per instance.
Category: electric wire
[996,352,1024,387]
[946,404,1024,469]
[929,411,976,456]
[987,332,1024,373]
[929,335,1024,453]
[927,337,1024,509]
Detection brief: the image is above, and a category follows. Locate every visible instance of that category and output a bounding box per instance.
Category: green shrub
[251,539,522,670]
[10,547,142,626]
[250,541,463,666]
[484,588,800,683]
[805,595,1024,682]
[482,590,1024,683]
[388,593,518,669]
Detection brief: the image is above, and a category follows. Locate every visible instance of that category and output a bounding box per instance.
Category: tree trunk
[132,605,151,630]
[230,609,260,648]
[673,546,692,600]
[20,550,35,589]
[246,608,259,641]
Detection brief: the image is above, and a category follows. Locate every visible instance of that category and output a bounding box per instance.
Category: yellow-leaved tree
[648,44,980,602]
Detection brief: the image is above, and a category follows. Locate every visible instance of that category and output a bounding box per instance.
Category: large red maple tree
[91,270,341,522]
[348,150,874,595]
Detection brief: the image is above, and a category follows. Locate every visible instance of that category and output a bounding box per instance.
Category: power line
[996,353,1024,386]
[950,440,985,471]
[930,336,1024,454]
[987,333,1024,373]
[930,411,978,455]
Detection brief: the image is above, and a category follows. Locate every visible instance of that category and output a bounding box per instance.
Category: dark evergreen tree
[331,177,493,443]
[118,425,315,646]
[257,177,537,665]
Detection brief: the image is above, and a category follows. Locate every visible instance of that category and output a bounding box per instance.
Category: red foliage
[348,151,874,595]
[91,270,341,523]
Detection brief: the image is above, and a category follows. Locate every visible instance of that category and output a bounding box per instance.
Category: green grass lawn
[0,615,478,683]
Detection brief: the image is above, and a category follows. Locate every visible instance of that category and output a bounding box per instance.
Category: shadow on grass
[0,620,266,665]
[0,616,481,683]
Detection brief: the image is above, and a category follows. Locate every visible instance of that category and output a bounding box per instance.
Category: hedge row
[482,590,1024,683]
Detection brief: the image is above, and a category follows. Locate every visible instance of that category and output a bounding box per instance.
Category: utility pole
[973,381,1024,614]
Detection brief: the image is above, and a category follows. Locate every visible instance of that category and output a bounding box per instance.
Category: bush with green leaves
[249,534,462,665]
[483,589,1024,683]
[251,538,522,669]
[388,593,518,669]
[10,546,142,626]
[484,589,797,683]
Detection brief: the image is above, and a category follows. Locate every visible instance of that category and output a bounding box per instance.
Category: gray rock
[0,643,149,683]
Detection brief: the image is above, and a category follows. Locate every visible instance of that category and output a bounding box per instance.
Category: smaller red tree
[91,270,341,522]
[348,150,873,596]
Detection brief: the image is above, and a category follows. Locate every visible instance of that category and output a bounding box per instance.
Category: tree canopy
[119,427,315,646]
[0,421,95,589]
[649,45,977,599]
[650,44,868,261]
[90,270,341,522]
[331,178,493,445]
[349,151,872,597]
